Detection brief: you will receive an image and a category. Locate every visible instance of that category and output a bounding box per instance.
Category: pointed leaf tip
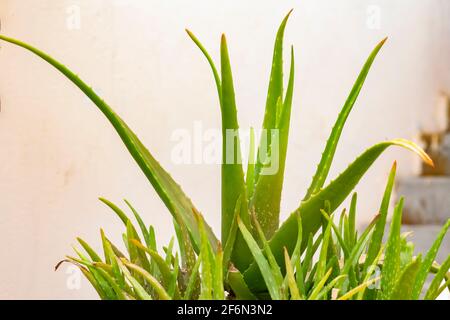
[391,139,434,167]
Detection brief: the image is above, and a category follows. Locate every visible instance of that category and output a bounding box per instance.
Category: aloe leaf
[390,255,422,300]
[284,247,301,300]
[131,239,174,289]
[93,265,128,300]
[100,198,129,225]
[127,219,151,273]
[302,233,323,276]
[213,245,225,300]
[316,220,332,282]
[185,29,222,103]
[254,10,292,185]
[198,215,214,300]
[167,254,180,298]
[71,251,117,299]
[365,161,397,270]
[348,193,357,248]
[222,197,240,274]
[237,216,281,299]
[0,34,218,253]
[315,275,347,300]
[320,210,350,258]
[227,266,257,300]
[284,213,304,298]
[425,255,450,300]
[79,266,107,300]
[308,268,333,300]
[183,256,202,300]
[186,31,251,269]
[251,46,295,238]
[124,200,151,247]
[102,234,128,291]
[341,214,380,277]
[303,37,387,200]
[77,237,102,263]
[358,245,384,300]
[411,219,450,299]
[252,214,284,288]
[219,34,250,250]
[116,258,153,300]
[244,140,432,292]
[379,198,404,299]
[63,259,109,300]
[174,218,197,275]
[165,237,175,267]
[338,276,380,300]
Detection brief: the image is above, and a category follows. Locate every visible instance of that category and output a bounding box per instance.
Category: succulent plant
[1,11,448,300]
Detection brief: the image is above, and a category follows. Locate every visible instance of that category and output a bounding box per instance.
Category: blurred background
[0,0,449,299]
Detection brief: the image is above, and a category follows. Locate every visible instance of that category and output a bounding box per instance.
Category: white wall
[0,0,449,299]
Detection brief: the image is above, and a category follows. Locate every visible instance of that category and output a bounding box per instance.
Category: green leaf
[131,239,175,290]
[254,10,292,185]
[174,218,196,275]
[92,265,128,300]
[237,216,281,300]
[185,29,222,103]
[425,255,450,300]
[77,237,102,263]
[167,254,180,298]
[100,198,129,225]
[379,198,404,300]
[411,219,450,299]
[348,193,357,248]
[71,250,117,299]
[302,233,323,276]
[126,219,151,273]
[284,247,301,299]
[252,213,284,289]
[213,245,225,300]
[303,37,387,200]
[338,276,380,300]
[251,46,295,239]
[223,197,241,274]
[116,258,152,300]
[365,161,397,270]
[101,234,128,292]
[198,215,214,300]
[78,266,107,300]
[124,200,151,248]
[314,275,347,300]
[316,220,332,282]
[0,34,218,253]
[357,245,384,300]
[244,140,432,292]
[390,255,422,300]
[341,214,380,277]
[308,268,333,300]
[183,256,202,300]
[227,266,257,300]
[320,210,350,258]
[220,34,250,254]
[287,213,305,298]
[165,237,175,266]
[186,30,252,270]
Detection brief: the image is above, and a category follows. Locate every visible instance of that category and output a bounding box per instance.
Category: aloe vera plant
[1,11,448,300]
